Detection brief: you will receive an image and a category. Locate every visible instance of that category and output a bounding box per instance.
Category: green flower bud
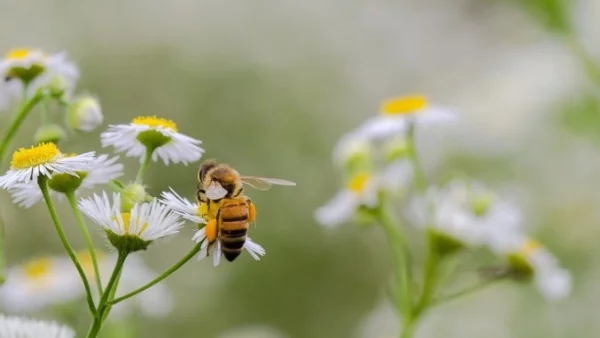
[34,124,67,145]
[47,171,87,193]
[121,183,147,212]
[47,75,68,99]
[428,230,464,257]
[66,96,103,132]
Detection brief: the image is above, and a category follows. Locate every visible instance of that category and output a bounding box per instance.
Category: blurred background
[0,0,598,337]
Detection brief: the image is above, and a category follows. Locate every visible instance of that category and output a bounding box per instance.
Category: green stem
[0,90,44,166]
[65,191,103,296]
[88,251,128,338]
[400,317,417,338]
[413,246,438,317]
[406,122,427,192]
[38,177,96,315]
[375,206,413,317]
[108,242,203,305]
[135,147,154,183]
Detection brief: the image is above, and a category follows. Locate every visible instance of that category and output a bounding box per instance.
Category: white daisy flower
[160,188,206,224]
[0,256,82,313]
[0,48,78,97]
[409,180,521,249]
[8,154,123,208]
[78,192,184,251]
[355,95,455,141]
[501,239,571,301]
[333,130,372,169]
[101,116,204,165]
[314,172,379,227]
[0,143,94,190]
[192,227,266,266]
[0,315,75,338]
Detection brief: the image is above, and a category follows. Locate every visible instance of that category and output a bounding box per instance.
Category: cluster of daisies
[315,95,571,302]
[0,47,262,336]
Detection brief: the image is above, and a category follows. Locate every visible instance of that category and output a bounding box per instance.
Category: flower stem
[0,90,44,166]
[38,177,96,315]
[406,122,427,192]
[88,250,128,338]
[108,241,203,305]
[434,275,506,306]
[413,244,438,317]
[374,205,413,317]
[135,146,154,184]
[65,191,103,296]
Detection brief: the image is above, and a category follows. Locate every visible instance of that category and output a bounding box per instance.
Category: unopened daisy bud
[47,171,86,194]
[121,183,147,212]
[47,75,68,98]
[67,96,103,132]
[34,124,67,145]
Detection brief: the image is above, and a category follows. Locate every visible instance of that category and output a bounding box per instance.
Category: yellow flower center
[10,142,61,170]
[520,239,541,256]
[23,258,52,280]
[132,116,178,131]
[380,95,428,115]
[347,173,370,193]
[117,212,149,234]
[5,48,32,60]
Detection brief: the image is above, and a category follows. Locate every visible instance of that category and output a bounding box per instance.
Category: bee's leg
[205,218,218,257]
[247,199,256,223]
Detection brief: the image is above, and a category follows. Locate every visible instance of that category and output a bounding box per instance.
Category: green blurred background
[0,0,599,337]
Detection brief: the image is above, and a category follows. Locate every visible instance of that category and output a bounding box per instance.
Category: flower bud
[34,124,67,145]
[47,75,68,99]
[66,96,103,132]
[121,183,147,212]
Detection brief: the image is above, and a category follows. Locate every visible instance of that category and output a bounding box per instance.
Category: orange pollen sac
[380,95,428,115]
[205,219,218,243]
[248,202,256,223]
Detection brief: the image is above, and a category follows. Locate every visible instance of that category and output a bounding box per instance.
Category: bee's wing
[240,176,296,191]
[205,182,228,200]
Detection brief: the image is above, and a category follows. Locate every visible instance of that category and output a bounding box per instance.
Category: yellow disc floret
[5,48,32,60]
[10,142,61,170]
[381,95,428,115]
[520,239,542,257]
[347,172,370,193]
[132,116,178,131]
[118,212,149,235]
[23,257,52,280]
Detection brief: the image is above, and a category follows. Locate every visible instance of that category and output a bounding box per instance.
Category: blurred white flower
[500,238,571,301]
[8,154,123,208]
[355,95,455,141]
[314,172,379,227]
[79,192,184,252]
[409,180,521,248]
[357,297,399,338]
[66,96,103,132]
[192,227,265,266]
[0,256,82,313]
[0,143,94,190]
[0,314,75,338]
[101,116,204,165]
[0,48,78,99]
[333,130,371,169]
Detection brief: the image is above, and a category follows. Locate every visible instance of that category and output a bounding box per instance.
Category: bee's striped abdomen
[219,199,250,262]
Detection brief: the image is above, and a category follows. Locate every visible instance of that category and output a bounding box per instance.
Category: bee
[197,159,295,262]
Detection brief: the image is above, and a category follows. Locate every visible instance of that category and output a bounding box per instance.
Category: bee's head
[203,162,241,198]
[198,159,218,183]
